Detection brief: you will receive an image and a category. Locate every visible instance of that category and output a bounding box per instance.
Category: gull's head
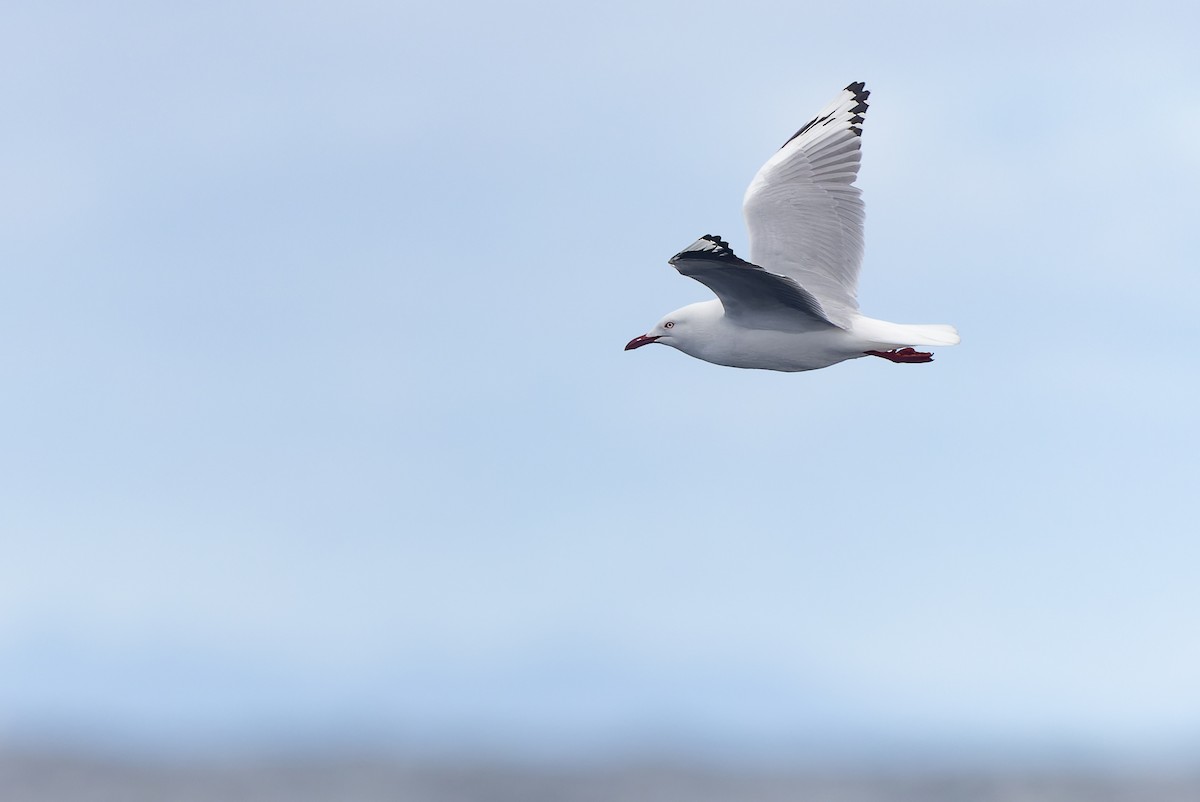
[624,304,712,352]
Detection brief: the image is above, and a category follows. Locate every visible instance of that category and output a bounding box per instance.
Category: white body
[658,301,959,373]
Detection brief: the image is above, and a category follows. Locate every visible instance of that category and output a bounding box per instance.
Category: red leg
[864,347,934,364]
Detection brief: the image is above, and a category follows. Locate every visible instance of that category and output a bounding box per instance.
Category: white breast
[676,315,866,372]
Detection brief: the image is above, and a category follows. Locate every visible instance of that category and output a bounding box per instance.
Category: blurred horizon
[7,614,1200,771]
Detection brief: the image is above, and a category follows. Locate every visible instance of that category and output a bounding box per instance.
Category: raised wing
[742,82,870,328]
[668,235,833,330]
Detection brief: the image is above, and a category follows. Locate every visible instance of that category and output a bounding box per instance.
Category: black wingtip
[845,81,870,101]
[669,234,752,266]
[846,82,869,135]
[781,82,871,148]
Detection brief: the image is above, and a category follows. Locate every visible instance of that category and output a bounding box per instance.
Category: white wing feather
[742,82,870,328]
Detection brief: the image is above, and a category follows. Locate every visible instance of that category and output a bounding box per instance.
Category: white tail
[853,317,961,347]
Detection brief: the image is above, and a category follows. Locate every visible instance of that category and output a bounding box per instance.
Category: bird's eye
[664,321,675,329]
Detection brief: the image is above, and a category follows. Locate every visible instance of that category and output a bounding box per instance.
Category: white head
[624,302,720,354]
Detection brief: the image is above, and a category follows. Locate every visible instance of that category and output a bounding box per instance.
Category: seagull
[625,82,959,372]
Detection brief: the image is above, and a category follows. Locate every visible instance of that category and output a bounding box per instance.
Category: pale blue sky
[2,0,1199,765]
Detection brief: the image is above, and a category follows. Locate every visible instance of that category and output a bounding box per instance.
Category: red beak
[624,334,661,351]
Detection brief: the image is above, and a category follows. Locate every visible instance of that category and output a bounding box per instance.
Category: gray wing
[742,82,870,328]
[669,235,834,331]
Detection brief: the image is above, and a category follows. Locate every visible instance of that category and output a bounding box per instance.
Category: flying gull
[625,82,959,372]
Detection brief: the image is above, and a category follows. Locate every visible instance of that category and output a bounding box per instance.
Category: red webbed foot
[864,347,934,364]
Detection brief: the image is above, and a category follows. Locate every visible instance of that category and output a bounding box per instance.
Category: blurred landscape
[4,751,1200,802]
